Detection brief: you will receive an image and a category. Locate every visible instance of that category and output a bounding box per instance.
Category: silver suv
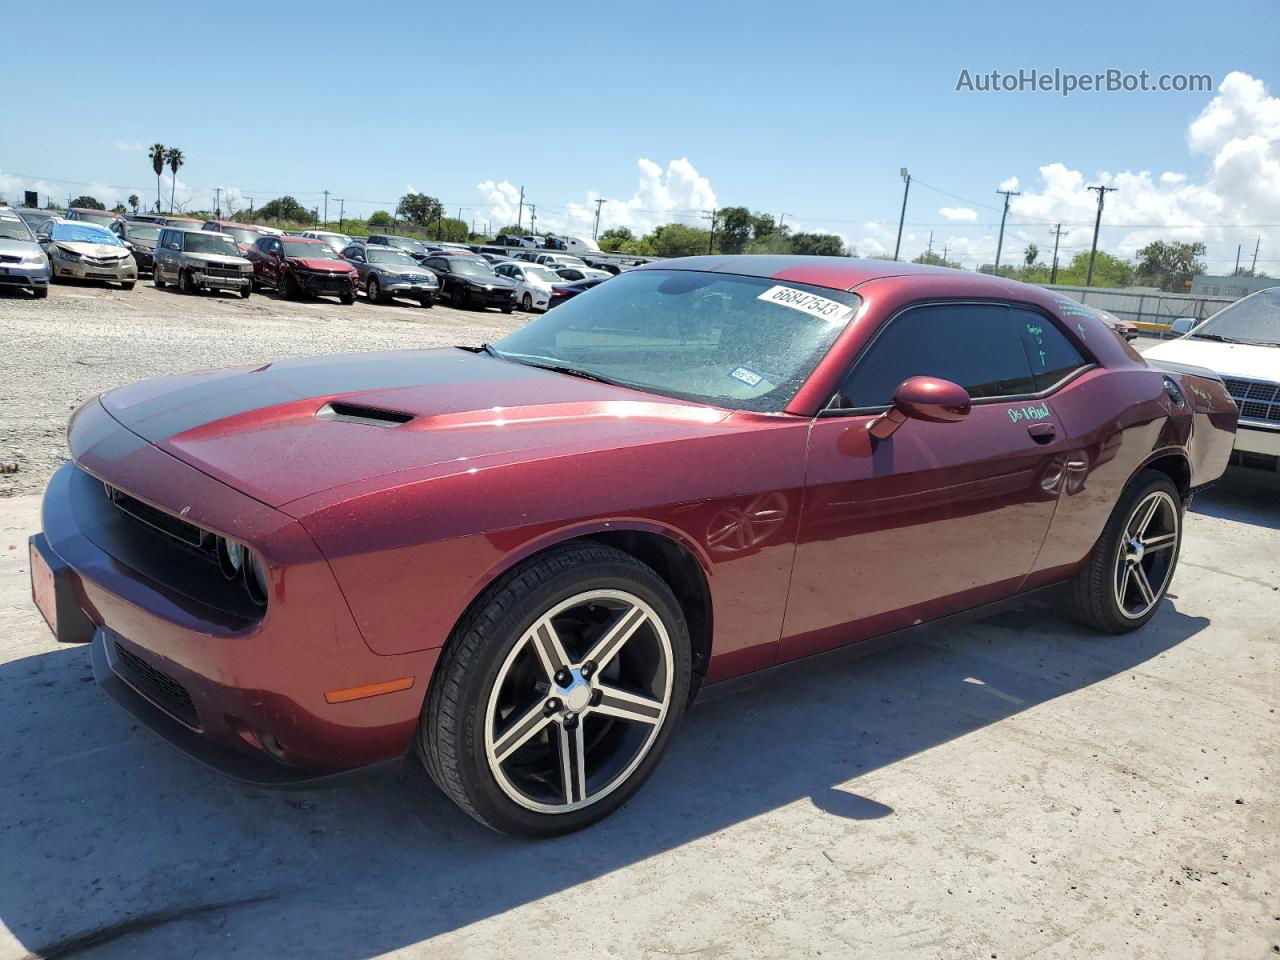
[0,207,50,298]
[153,227,253,297]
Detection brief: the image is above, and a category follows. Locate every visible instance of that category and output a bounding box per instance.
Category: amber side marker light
[324,677,415,704]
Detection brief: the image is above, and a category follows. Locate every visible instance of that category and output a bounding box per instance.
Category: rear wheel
[421,543,691,837]
[1067,471,1182,633]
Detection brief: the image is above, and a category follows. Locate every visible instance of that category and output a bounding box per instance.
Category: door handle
[1028,423,1057,444]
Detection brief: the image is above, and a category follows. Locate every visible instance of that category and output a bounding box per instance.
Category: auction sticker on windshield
[756,285,854,325]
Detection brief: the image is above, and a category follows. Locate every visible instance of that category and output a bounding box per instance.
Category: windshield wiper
[516,360,625,386]
[1190,333,1249,343]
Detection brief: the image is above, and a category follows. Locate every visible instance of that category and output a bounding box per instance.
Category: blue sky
[4,0,1279,270]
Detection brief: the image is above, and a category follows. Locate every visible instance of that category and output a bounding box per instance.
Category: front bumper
[131,248,155,272]
[31,404,436,785]
[1235,419,1280,457]
[295,270,357,297]
[51,257,137,282]
[383,279,439,299]
[0,260,49,290]
[192,268,251,291]
[462,285,516,308]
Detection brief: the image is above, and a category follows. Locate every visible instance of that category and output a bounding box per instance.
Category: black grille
[113,640,199,728]
[106,485,206,547]
[203,265,242,278]
[0,254,20,264]
[1222,377,1280,423]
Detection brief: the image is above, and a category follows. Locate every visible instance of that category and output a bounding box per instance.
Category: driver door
[780,301,1084,661]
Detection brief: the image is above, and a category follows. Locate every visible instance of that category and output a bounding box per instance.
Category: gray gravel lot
[0,281,524,497]
[0,283,1275,959]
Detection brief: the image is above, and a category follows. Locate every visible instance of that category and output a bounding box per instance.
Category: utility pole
[1085,185,1117,287]
[215,187,221,218]
[941,244,948,264]
[336,198,345,231]
[702,209,717,253]
[247,197,254,217]
[893,168,910,260]
[775,213,791,253]
[1250,235,1261,274]
[1049,223,1065,285]
[529,203,537,237]
[516,186,525,231]
[926,230,934,258]
[323,190,329,229]
[994,188,1021,272]
[1234,244,1242,274]
[592,198,607,240]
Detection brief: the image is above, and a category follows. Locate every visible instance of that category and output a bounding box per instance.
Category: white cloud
[998,176,1020,192]
[477,156,718,239]
[939,206,978,222]
[112,140,145,154]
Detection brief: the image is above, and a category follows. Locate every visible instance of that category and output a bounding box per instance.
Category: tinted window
[835,303,1035,409]
[1010,308,1089,390]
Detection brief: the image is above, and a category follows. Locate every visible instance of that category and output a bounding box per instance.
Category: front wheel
[239,285,252,299]
[1067,471,1182,633]
[420,543,691,837]
[451,284,468,309]
[340,292,354,305]
[278,271,294,299]
[521,293,532,311]
[33,286,49,299]
[177,270,194,294]
[120,280,135,291]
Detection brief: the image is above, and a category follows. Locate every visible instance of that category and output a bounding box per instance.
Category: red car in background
[29,257,1236,836]
[244,234,357,304]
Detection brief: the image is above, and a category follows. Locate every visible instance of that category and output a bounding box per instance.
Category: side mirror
[868,376,971,440]
[166,242,180,250]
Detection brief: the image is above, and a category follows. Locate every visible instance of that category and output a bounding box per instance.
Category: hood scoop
[316,401,415,428]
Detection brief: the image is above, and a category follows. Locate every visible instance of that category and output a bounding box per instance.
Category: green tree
[396,192,443,227]
[496,224,525,237]
[649,223,711,258]
[258,196,311,222]
[912,251,962,269]
[1024,243,1039,267]
[789,232,847,256]
[128,193,140,214]
[148,143,165,214]
[716,207,780,254]
[164,147,184,213]
[1057,251,1134,288]
[368,210,393,228]
[110,202,127,214]
[1135,240,1206,291]
[435,217,469,242]
[69,195,104,210]
[598,227,635,252]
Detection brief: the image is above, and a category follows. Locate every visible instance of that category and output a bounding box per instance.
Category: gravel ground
[0,281,524,497]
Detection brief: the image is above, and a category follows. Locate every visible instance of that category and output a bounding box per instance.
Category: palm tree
[148,143,165,212]
[128,193,139,214]
[165,147,184,215]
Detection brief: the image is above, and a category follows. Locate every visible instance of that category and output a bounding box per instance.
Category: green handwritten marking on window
[1055,296,1092,318]
[1007,401,1051,424]
[1025,323,1043,337]
[1076,322,1086,339]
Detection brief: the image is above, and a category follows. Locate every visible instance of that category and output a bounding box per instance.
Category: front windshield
[125,225,161,242]
[369,249,418,266]
[75,212,118,227]
[315,233,351,252]
[0,214,34,242]
[452,259,495,278]
[525,265,560,283]
[183,232,241,257]
[50,223,123,246]
[391,237,427,254]
[492,269,858,411]
[1192,288,1280,346]
[282,240,334,259]
[219,226,261,245]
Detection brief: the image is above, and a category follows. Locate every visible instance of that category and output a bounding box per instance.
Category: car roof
[68,207,116,214]
[281,236,325,243]
[634,255,989,292]
[205,220,259,228]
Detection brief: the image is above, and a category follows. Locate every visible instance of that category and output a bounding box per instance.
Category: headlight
[244,552,269,605]
[218,537,245,578]
[21,254,47,267]
[55,247,81,261]
[217,536,269,606]
[189,259,208,269]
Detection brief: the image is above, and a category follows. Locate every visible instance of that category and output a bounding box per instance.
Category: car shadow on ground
[1190,466,1280,531]
[0,601,1208,959]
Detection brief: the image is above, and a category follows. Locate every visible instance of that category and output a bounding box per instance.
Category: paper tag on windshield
[757,285,853,324]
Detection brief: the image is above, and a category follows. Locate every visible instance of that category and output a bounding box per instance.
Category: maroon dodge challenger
[30,257,1237,836]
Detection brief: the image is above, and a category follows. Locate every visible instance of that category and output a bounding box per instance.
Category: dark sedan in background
[366,234,433,263]
[110,220,162,275]
[422,254,516,311]
[548,275,610,307]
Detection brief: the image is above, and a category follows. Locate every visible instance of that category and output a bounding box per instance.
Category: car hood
[1142,338,1280,383]
[290,257,353,272]
[0,238,41,256]
[53,241,130,258]
[191,252,250,266]
[373,264,435,279]
[458,275,515,289]
[98,348,732,509]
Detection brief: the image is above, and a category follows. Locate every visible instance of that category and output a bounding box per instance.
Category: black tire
[502,304,514,314]
[278,271,294,299]
[120,280,136,291]
[33,286,49,299]
[420,542,692,837]
[239,285,252,299]
[1066,470,1182,633]
[340,292,354,305]
[451,283,468,309]
[178,270,193,294]
[521,292,532,311]
[153,270,166,289]
[367,275,385,304]
[418,296,434,308]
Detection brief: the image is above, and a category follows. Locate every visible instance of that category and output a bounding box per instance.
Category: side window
[835,303,1036,409]
[1010,308,1090,391]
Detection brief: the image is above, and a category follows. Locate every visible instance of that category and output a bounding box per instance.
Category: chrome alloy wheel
[1114,490,1179,620]
[484,589,674,814]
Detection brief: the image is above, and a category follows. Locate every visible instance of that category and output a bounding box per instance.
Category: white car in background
[1143,286,1280,469]
[554,266,612,282]
[493,260,560,311]
[534,253,588,270]
[302,230,354,255]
